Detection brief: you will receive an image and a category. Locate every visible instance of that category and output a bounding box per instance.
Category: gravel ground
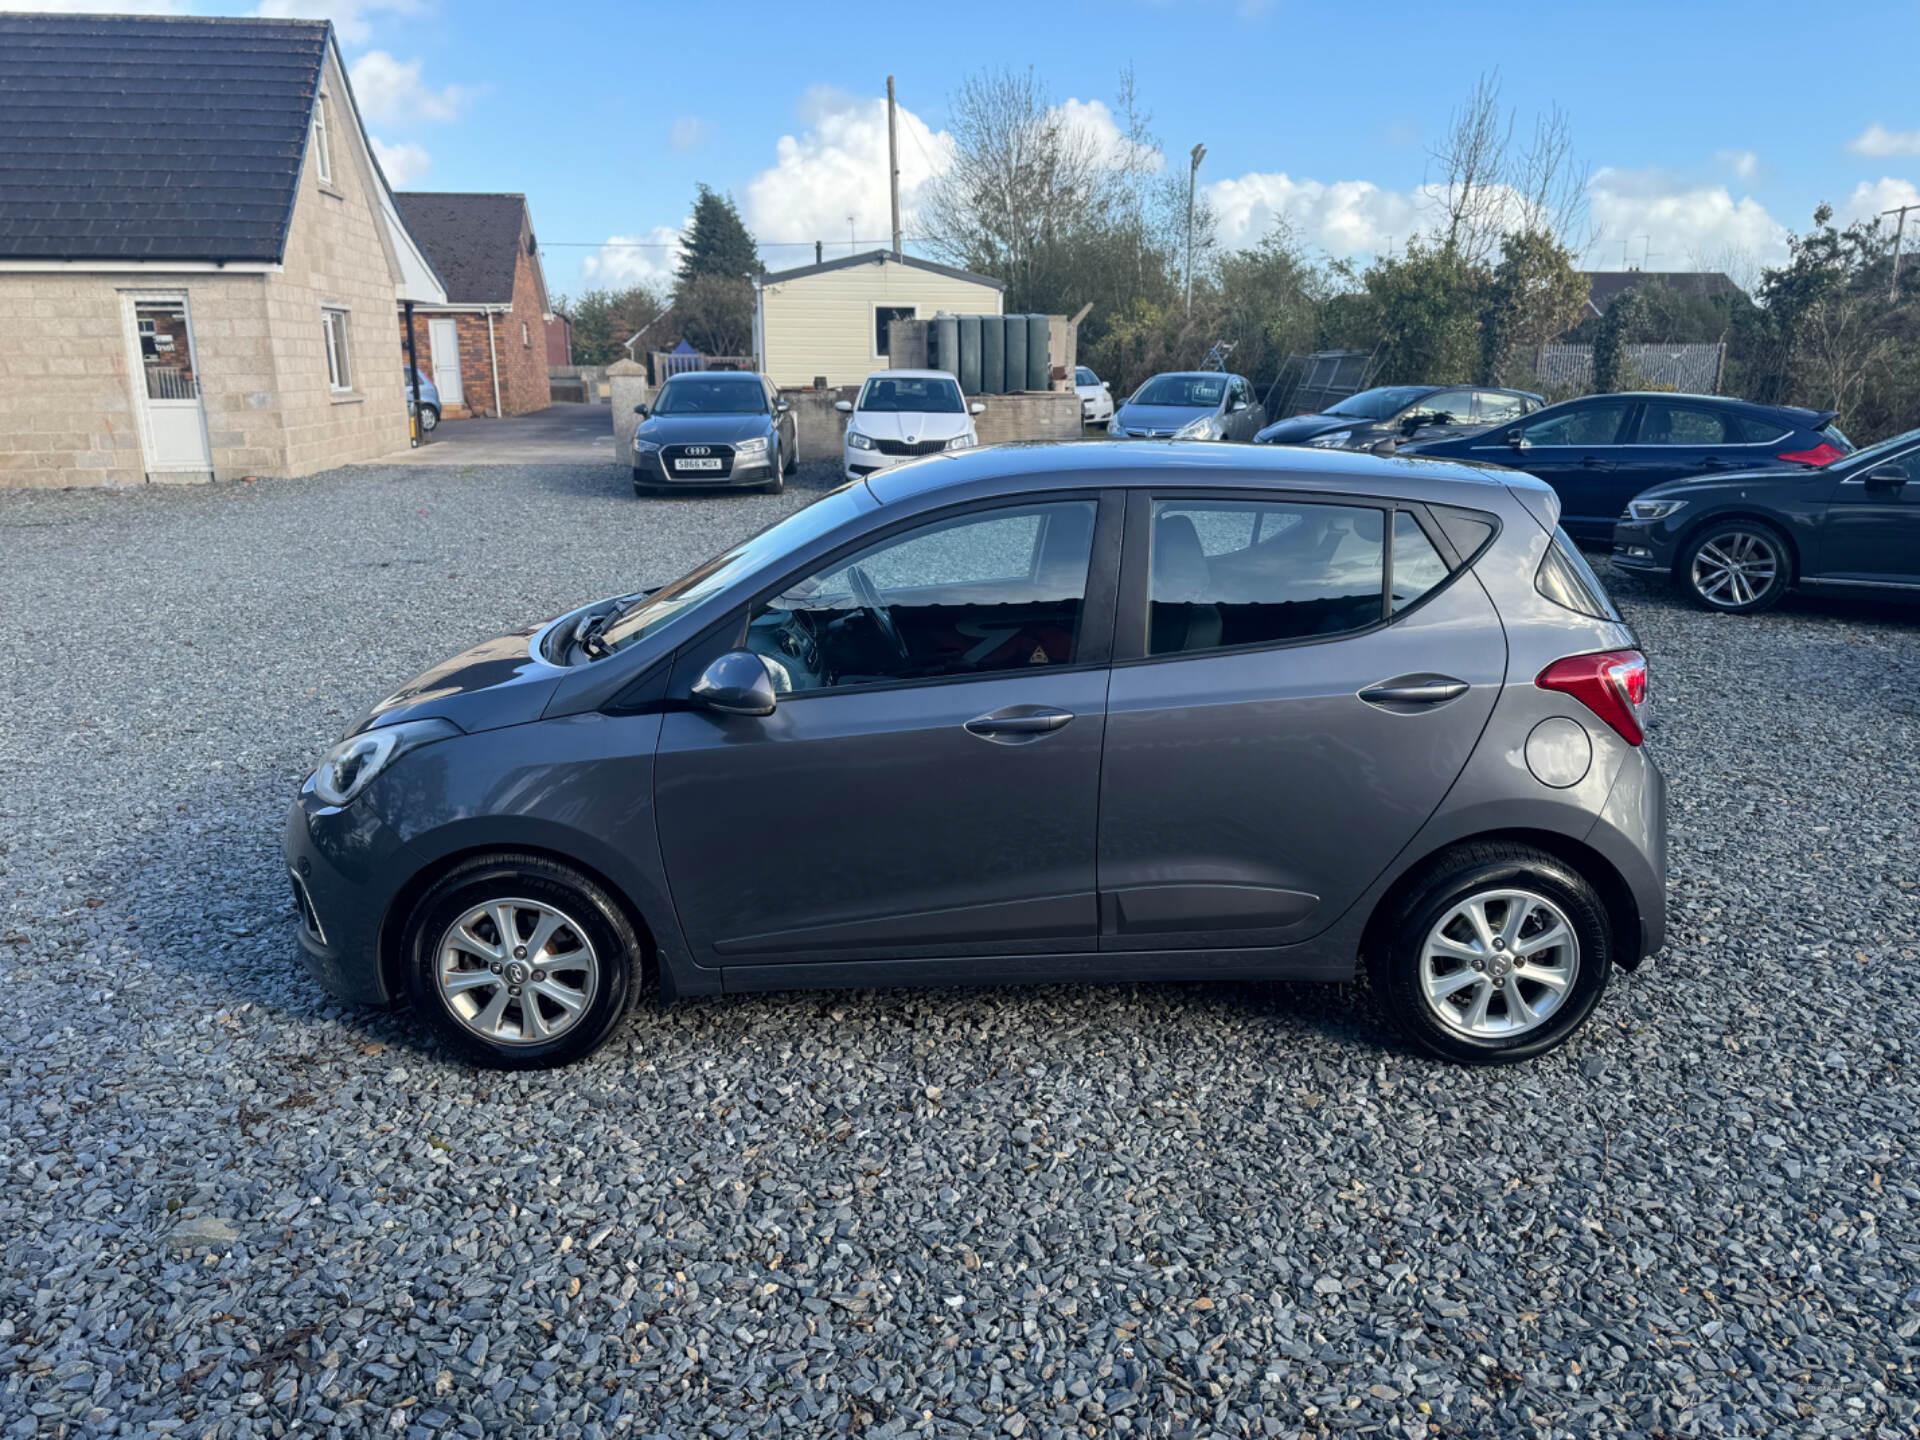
[1,460,1916,1439]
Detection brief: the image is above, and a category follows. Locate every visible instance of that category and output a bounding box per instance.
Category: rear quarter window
[1535,528,1621,621]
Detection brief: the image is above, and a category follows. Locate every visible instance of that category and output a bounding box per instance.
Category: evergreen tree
[675,186,762,285]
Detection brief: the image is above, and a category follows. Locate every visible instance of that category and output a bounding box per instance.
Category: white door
[427,319,464,406]
[122,294,212,476]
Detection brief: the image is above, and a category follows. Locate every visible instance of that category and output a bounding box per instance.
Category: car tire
[400,853,646,1070]
[783,436,798,476]
[1367,842,1612,1066]
[419,403,439,432]
[1677,520,1791,614]
[760,446,785,494]
[631,468,657,498]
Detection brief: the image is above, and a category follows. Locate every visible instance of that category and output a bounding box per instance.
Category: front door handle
[1359,677,1469,710]
[965,706,1074,742]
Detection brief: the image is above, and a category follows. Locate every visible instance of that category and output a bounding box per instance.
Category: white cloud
[370,136,430,186]
[1055,97,1161,172]
[349,50,470,126]
[1,0,186,10]
[670,116,708,152]
[1585,167,1788,269]
[255,0,422,47]
[1850,123,1920,158]
[1717,148,1760,181]
[580,225,686,290]
[744,86,955,247]
[1207,171,1421,258]
[1842,177,1920,224]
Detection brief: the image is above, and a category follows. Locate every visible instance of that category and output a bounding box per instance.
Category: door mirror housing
[969,401,986,416]
[633,403,648,417]
[1371,438,1400,457]
[691,651,777,717]
[834,400,854,414]
[1865,464,1910,491]
[774,399,791,414]
[1507,427,1530,451]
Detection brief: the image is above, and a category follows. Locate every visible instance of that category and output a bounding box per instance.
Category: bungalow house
[1579,270,1743,319]
[0,13,444,487]
[394,193,554,418]
[753,250,1005,388]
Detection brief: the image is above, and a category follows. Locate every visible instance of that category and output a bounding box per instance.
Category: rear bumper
[1585,746,1667,967]
[282,786,422,1006]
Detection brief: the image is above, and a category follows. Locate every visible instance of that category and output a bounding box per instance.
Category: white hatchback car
[837,370,984,482]
[1075,366,1115,426]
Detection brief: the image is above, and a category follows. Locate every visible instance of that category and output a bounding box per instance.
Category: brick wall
[399,310,497,418]
[394,215,552,419]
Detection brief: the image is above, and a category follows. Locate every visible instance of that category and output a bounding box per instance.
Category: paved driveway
[373,402,619,466]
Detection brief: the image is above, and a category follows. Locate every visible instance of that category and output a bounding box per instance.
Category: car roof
[863,369,959,381]
[865,438,1550,509]
[1145,370,1244,380]
[662,370,762,382]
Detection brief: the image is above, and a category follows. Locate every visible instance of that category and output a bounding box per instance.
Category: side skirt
[718,946,1355,994]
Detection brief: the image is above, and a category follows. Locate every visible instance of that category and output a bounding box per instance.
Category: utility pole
[1884,202,1920,299]
[886,76,902,261]
[1185,142,1206,318]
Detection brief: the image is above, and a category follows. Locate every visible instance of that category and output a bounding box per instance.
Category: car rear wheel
[418,403,439,432]
[1679,521,1790,614]
[1367,843,1612,1065]
[401,853,645,1069]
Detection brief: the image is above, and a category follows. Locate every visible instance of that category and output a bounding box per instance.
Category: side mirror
[1866,464,1909,491]
[1371,438,1399,457]
[834,400,854,414]
[1507,427,1530,451]
[633,403,648,417]
[969,402,985,416]
[774,400,790,413]
[690,651,777,717]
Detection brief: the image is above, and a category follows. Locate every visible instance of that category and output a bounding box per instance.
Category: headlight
[1628,498,1687,521]
[846,431,876,451]
[634,437,660,453]
[1173,416,1219,440]
[1305,430,1353,449]
[946,433,976,450]
[310,718,460,808]
[734,436,769,458]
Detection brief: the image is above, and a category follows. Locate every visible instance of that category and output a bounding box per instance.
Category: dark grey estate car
[287,443,1666,1069]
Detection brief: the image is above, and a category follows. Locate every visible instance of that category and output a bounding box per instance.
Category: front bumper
[282,785,423,1006]
[1609,517,1675,576]
[632,449,777,488]
[843,446,961,482]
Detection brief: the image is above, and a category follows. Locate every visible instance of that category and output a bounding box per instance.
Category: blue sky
[23,0,1920,297]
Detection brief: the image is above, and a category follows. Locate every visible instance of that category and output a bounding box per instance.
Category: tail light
[1537,649,1649,746]
[1777,442,1844,466]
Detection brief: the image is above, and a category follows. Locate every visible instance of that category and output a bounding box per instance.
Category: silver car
[286,442,1665,1069]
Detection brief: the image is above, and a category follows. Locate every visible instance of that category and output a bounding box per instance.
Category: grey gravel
[1,460,1916,1438]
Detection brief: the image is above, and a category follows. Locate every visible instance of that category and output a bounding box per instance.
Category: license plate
[674,457,723,471]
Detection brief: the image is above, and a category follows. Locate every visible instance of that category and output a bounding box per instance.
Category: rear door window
[1146,498,1386,655]
[1392,512,1451,612]
[1638,402,1731,445]
[1473,390,1530,425]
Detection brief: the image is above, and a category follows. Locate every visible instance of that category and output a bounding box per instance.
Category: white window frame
[871,302,919,360]
[322,307,353,392]
[522,321,531,348]
[313,93,334,186]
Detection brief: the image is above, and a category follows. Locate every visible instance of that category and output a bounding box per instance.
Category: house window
[522,321,531,348]
[322,308,353,392]
[874,305,916,358]
[313,93,334,185]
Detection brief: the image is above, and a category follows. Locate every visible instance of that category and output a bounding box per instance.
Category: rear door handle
[965,707,1074,741]
[1359,677,1469,710]
[1579,456,1613,470]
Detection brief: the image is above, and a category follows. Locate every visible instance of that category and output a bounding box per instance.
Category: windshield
[596,485,870,653]
[651,376,767,415]
[1131,374,1226,408]
[1325,386,1431,420]
[858,375,964,413]
[1835,426,1920,471]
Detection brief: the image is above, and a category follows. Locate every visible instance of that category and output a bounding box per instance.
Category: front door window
[746,500,1098,693]
[135,301,198,401]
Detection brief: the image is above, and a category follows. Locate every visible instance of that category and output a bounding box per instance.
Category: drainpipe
[485,310,503,417]
[403,301,424,445]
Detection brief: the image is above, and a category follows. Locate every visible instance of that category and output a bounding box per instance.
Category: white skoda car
[838,370,984,482]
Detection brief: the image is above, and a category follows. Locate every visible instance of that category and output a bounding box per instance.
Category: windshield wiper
[571,590,650,659]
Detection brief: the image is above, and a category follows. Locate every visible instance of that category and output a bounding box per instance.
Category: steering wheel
[846,564,909,661]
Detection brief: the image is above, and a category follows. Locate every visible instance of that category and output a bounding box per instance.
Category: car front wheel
[400,853,645,1069]
[1679,521,1790,614]
[418,403,439,432]
[1368,843,1612,1065]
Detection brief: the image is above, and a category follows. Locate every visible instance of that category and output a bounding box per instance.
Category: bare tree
[1515,104,1593,251]
[1427,72,1512,263]
[922,68,1103,308]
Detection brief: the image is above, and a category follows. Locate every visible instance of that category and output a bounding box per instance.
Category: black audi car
[631,371,798,496]
[1611,424,1920,614]
[1254,384,1543,451]
[1402,392,1852,542]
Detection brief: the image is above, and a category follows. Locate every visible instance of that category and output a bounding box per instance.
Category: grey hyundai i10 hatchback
[286,442,1665,1069]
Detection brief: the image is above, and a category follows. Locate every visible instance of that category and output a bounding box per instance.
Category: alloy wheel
[1690,528,1780,609]
[1418,888,1580,1039]
[435,897,599,1046]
